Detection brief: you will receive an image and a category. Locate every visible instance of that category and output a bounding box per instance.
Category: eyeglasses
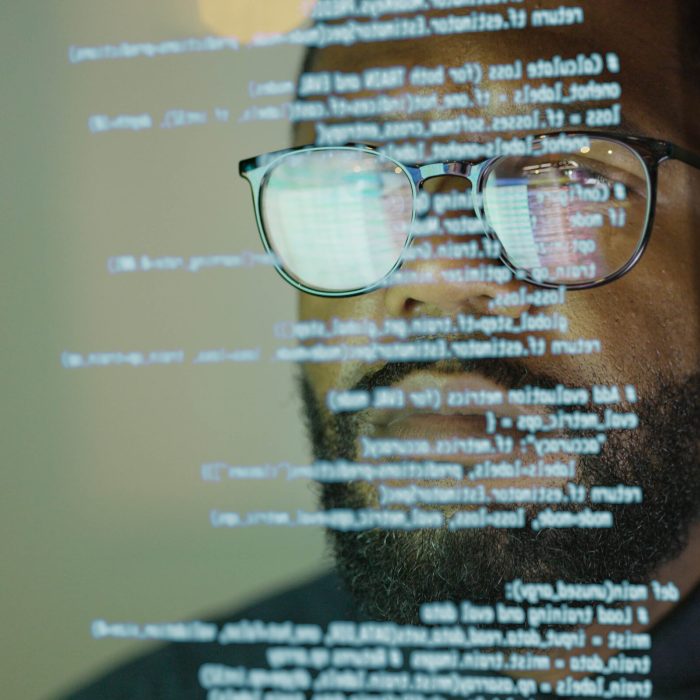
[239,132,700,298]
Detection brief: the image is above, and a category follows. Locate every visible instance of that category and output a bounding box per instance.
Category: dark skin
[294,0,700,681]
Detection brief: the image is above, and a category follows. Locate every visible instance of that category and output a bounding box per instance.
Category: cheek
[298,293,380,399]
[563,182,700,383]
[563,286,659,382]
[631,168,700,372]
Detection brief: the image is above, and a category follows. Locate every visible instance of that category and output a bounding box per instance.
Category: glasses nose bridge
[413,160,483,217]
[415,160,479,188]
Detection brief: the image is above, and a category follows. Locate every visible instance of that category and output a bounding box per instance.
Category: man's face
[296,2,700,623]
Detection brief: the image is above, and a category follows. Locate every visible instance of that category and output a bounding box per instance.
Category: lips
[381,412,492,440]
[353,371,557,469]
[363,370,543,428]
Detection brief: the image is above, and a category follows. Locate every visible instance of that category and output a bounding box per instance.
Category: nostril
[469,294,501,315]
[402,298,420,315]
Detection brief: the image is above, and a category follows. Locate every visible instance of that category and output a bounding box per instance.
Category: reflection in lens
[482,138,650,285]
[261,148,414,293]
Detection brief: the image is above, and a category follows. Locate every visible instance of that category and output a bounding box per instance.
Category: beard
[299,357,700,625]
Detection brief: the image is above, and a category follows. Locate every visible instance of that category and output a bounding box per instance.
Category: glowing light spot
[198,0,315,44]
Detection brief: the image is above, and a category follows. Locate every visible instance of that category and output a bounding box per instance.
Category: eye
[571,157,647,199]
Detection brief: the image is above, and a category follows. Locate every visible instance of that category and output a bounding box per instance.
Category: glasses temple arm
[668,143,700,171]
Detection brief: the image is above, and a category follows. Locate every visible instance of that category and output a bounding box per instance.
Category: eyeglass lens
[261,148,414,293]
[483,138,649,285]
[259,138,650,293]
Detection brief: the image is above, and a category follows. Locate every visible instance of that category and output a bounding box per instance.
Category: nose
[383,174,530,319]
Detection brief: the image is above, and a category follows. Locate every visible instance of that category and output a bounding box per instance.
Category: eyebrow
[590,117,641,139]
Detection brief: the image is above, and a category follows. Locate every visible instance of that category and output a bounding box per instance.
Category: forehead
[311,2,683,70]
[307,3,692,144]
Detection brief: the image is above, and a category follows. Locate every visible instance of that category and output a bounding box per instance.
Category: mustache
[349,354,564,396]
